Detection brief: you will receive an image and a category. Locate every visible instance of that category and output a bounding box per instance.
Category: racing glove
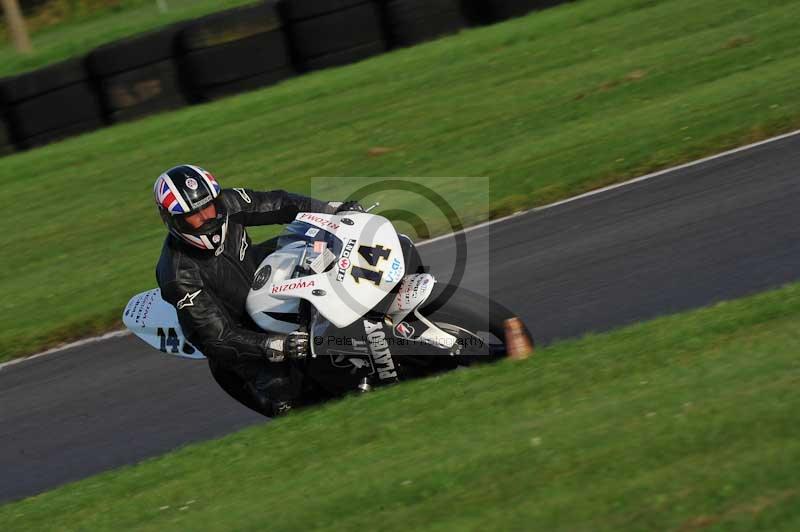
[335,201,364,213]
[263,331,309,361]
[285,331,310,359]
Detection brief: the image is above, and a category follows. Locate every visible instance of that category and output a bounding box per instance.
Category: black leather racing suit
[156,187,338,415]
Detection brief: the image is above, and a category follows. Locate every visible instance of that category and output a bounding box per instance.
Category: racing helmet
[154,164,228,251]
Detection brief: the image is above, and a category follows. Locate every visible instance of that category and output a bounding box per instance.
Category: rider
[154,164,359,416]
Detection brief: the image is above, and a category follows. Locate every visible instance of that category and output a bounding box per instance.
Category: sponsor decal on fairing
[364,320,398,380]
[394,321,415,340]
[384,257,404,284]
[392,274,433,312]
[330,339,374,374]
[271,279,316,294]
[124,290,157,327]
[299,213,340,231]
[336,239,357,282]
[253,266,272,290]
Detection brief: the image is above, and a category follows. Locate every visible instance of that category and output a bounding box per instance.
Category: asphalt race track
[2,132,799,503]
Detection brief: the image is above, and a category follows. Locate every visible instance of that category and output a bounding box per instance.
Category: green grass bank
[0,0,258,77]
[2,282,798,530]
[2,0,800,360]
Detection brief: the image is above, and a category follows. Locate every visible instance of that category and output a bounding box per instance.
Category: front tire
[419,283,534,360]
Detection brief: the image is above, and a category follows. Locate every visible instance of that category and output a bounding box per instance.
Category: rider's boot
[243,361,298,417]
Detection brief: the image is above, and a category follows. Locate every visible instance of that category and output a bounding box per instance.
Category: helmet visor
[172,201,226,236]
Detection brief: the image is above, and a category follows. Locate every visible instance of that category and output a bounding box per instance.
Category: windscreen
[277,221,344,275]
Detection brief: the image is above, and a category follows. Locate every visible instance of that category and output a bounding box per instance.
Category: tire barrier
[87,24,187,123]
[0,114,14,156]
[0,0,569,157]
[460,0,569,25]
[0,58,104,149]
[279,0,387,71]
[19,1,49,15]
[379,0,467,47]
[178,1,295,102]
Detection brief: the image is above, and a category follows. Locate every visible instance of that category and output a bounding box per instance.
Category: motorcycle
[123,208,534,416]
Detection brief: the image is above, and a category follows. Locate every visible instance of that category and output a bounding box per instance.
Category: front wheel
[418,283,534,363]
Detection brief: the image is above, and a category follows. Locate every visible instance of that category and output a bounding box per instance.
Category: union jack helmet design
[154,164,227,251]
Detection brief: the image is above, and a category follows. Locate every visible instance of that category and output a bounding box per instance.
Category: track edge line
[7,127,800,368]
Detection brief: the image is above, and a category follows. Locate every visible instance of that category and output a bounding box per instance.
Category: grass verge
[0,0,258,77]
[3,0,800,361]
[2,282,799,530]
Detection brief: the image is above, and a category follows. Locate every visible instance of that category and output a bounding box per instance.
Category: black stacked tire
[379,0,466,47]
[0,58,104,149]
[279,0,387,71]
[0,111,14,156]
[18,0,49,15]
[460,0,569,25]
[87,24,187,123]
[178,1,295,102]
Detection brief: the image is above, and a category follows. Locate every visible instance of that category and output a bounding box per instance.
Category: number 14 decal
[157,327,180,353]
[351,245,391,285]
[157,328,197,355]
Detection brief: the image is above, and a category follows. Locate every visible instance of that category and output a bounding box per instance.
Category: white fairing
[123,212,454,357]
[247,212,405,329]
[248,242,304,334]
[122,289,205,359]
